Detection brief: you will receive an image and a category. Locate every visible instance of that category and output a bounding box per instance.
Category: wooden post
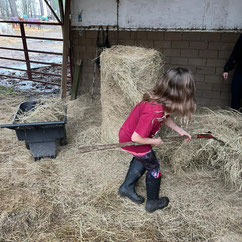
[70,59,82,100]
[61,0,70,99]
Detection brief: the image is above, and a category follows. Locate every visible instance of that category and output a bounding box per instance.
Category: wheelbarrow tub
[0,101,67,160]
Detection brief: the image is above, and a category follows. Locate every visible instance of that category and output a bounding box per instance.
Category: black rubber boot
[145,175,169,213]
[118,158,146,204]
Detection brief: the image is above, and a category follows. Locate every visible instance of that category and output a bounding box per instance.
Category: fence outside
[0,20,72,87]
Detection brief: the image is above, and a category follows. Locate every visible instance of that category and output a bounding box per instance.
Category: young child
[118,67,196,213]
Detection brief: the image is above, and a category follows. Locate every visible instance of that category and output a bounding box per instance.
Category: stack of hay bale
[100,45,165,143]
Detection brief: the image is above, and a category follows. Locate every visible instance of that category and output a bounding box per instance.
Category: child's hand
[179,130,191,141]
[153,137,163,146]
[223,72,228,80]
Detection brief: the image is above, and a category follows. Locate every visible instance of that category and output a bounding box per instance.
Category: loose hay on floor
[0,93,242,241]
[100,45,165,143]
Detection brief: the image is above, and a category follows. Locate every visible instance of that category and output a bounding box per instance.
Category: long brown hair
[142,67,196,120]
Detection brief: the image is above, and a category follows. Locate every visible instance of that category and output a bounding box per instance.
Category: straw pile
[16,98,65,123]
[100,45,165,142]
[0,92,242,241]
[156,108,242,191]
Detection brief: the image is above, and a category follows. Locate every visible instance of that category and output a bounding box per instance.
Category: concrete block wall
[70,30,240,107]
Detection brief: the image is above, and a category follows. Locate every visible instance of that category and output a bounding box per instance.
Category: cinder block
[208,42,235,51]
[137,31,147,40]
[147,31,164,40]
[84,52,96,60]
[82,30,87,38]
[72,38,79,46]
[171,57,188,65]
[137,40,154,48]
[189,41,208,49]
[164,57,171,64]
[76,45,87,53]
[164,49,181,57]
[70,30,78,38]
[154,40,171,49]
[200,33,221,41]
[195,90,204,98]
[78,38,85,45]
[172,41,189,49]
[206,59,226,67]
[85,30,98,39]
[218,50,231,59]
[211,83,222,91]
[197,97,211,106]
[130,31,137,40]
[210,98,229,106]
[215,67,224,75]
[182,32,201,41]
[188,58,206,66]
[194,74,204,82]
[70,29,235,107]
[119,31,131,40]
[199,50,218,58]
[205,74,223,83]
[196,81,213,90]
[220,91,231,100]
[107,31,116,40]
[164,32,182,40]
[121,40,135,46]
[221,33,240,42]
[181,49,199,57]
[83,38,96,45]
[198,90,221,98]
[186,66,196,73]
[220,83,231,92]
[197,67,215,75]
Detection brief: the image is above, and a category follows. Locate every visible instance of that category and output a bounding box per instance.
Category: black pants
[231,67,242,110]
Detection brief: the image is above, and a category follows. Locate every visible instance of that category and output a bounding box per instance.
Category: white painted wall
[71,0,242,30]
[71,0,117,26]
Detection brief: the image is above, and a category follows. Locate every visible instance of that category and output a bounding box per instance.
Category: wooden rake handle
[77,133,219,154]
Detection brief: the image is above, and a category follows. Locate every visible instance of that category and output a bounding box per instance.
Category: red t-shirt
[119,101,167,155]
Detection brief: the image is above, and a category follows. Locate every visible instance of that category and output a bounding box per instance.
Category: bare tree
[39,0,44,17]
[21,0,28,16]
[0,0,7,18]
[4,0,11,18]
[20,0,36,17]
[8,0,18,17]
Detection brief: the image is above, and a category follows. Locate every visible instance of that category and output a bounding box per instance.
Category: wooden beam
[61,0,71,99]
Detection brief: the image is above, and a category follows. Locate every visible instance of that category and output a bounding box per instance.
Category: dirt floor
[0,89,241,242]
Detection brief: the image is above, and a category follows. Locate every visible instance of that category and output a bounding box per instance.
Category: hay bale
[156,108,242,191]
[100,45,165,142]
